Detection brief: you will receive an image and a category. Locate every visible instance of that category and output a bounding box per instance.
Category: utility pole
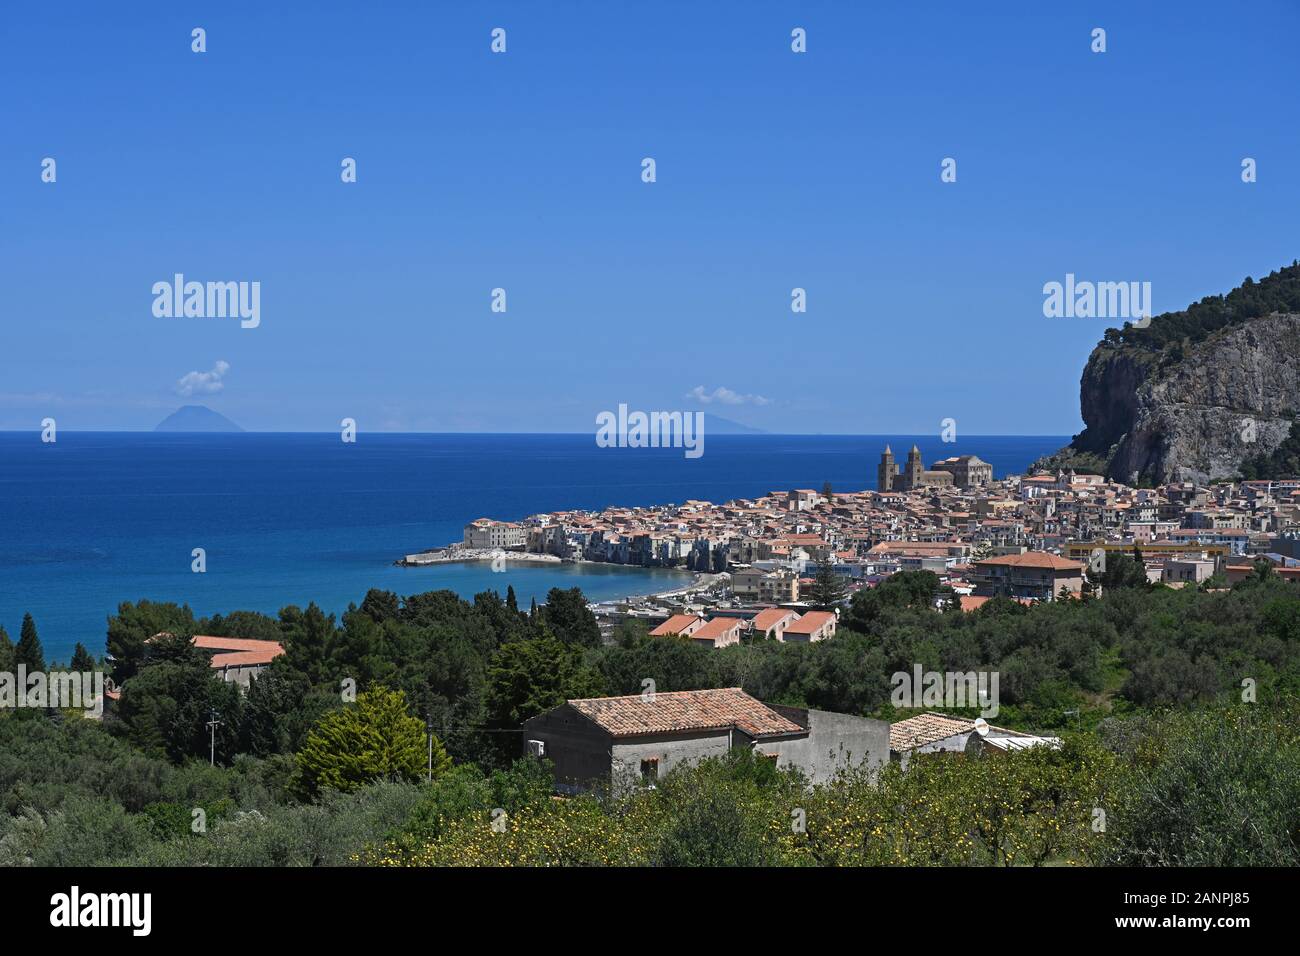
[206,708,223,766]
[426,714,434,783]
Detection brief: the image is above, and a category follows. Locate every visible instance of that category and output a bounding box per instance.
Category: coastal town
[402,444,1300,643]
[6,0,1297,918]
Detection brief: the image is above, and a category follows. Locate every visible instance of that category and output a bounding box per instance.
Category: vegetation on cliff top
[1034,260,1300,476]
[1102,260,1300,356]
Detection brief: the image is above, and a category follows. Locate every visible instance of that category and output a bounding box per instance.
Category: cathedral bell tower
[905,445,923,490]
[877,445,896,491]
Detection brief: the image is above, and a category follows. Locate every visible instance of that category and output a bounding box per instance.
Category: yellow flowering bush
[366,740,1116,867]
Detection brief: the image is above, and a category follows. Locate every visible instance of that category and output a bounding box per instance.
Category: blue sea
[0,433,1066,661]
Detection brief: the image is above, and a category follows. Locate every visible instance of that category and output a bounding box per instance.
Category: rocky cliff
[1036,264,1300,485]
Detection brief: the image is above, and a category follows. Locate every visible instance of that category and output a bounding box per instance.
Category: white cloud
[686,385,771,407]
[175,360,230,397]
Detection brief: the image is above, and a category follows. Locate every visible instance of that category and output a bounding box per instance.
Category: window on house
[640,758,659,783]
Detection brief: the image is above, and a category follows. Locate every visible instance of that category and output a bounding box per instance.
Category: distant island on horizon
[154,405,244,432]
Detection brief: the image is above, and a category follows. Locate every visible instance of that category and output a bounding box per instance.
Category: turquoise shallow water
[0,432,1066,661]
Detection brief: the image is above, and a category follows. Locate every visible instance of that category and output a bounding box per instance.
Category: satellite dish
[973,717,990,737]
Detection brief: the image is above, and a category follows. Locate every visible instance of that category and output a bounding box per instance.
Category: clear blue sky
[2,0,1297,433]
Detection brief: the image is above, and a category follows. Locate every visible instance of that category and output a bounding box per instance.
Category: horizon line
[0,429,1076,438]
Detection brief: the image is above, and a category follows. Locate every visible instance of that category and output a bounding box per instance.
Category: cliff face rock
[1080,313,1300,484]
[1076,349,1158,455]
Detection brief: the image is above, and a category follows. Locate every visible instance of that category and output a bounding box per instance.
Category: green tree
[240,666,314,756]
[1102,706,1300,865]
[594,632,712,695]
[1245,558,1276,586]
[106,600,196,682]
[538,588,602,647]
[0,626,14,672]
[116,656,243,763]
[807,561,848,609]
[357,588,402,624]
[296,685,442,796]
[278,602,338,684]
[199,609,283,641]
[15,614,45,671]
[842,570,941,633]
[651,786,780,866]
[69,643,96,673]
[648,750,800,867]
[486,635,605,729]
[1092,549,1149,592]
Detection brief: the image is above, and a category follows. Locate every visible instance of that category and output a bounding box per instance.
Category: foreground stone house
[522,687,889,793]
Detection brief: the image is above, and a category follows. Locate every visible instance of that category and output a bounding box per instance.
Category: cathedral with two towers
[877,445,993,491]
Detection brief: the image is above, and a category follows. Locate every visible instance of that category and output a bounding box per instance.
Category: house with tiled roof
[782,610,837,642]
[147,633,284,689]
[522,688,890,793]
[689,616,743,648]
[970,550,1085,601]
[889,712,976,759]
[191,635,284,688]
[889,712,1059,769]
[649,613,705,638]
[750,606,801,641]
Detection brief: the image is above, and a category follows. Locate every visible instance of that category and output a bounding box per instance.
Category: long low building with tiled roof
[568,688,804,739]
[192,635,285,686]
[523,688,889,793]
[147,633,284,689]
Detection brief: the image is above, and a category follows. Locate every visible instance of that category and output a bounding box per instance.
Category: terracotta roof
[784,610,836,634]
[890,711,1031,752]
[209,648,282,668]
[751,607,798,631]
[975,551,1084,571]
[192,635,284,668]
[959,595,1033,611]
[148,633,285,667]
[649,614,703,637]
[566,688,803,739]
[691,617,741,640]
[192,635,284,654]
[889,712,976,751]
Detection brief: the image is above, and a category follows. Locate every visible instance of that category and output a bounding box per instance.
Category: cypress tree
[15,613,45,671]
[70,642,96,672]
